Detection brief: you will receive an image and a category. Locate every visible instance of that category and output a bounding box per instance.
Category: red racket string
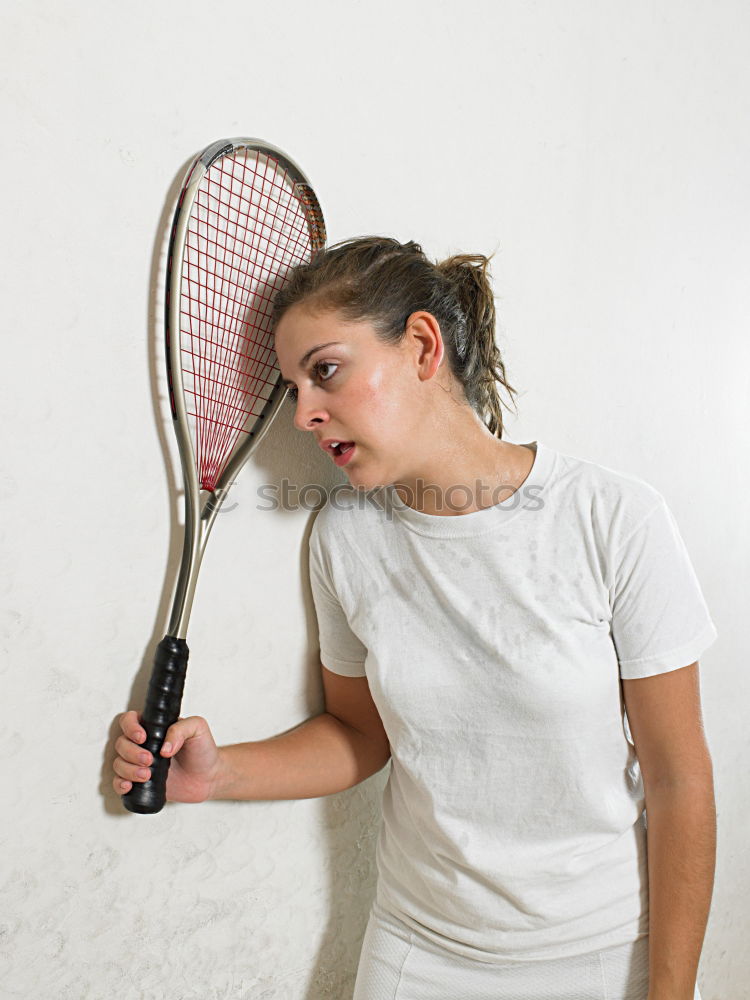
[198,153,270,474]
[181,150,313,490]
[188,153,308,487]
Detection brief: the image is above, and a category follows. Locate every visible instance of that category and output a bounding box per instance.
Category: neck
[392,416,535,516]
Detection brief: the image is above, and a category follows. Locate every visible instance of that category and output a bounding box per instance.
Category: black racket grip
[121,635,189,815]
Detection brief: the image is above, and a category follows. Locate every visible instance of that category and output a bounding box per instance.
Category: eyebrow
[279,342,343,386]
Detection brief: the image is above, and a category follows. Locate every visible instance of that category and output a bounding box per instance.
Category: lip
[318,438,356,466]
[333,443,356,467]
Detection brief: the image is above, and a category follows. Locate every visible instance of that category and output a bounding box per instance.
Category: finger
[115,735,153,766]
[113,756,152,783]
[114,777,132,794]
[120,710,146,744]
[160,715,204,758]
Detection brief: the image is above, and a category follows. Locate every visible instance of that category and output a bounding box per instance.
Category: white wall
[1,1,747,997]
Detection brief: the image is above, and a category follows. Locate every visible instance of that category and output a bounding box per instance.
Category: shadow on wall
[97,154,385,994]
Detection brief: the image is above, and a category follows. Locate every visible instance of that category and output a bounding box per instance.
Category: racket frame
[165,137,325,639]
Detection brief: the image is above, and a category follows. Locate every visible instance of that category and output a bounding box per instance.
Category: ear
[404,311,445,382]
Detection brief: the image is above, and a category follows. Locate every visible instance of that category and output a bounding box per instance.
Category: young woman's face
[274,304,434,489]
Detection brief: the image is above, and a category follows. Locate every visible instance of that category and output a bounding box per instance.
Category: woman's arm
[622,662,716,1000]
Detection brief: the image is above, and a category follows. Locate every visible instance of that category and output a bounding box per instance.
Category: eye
[285,360,339,402]
[313,360,338,382]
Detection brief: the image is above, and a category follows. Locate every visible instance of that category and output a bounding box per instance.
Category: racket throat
[202,486,230,520]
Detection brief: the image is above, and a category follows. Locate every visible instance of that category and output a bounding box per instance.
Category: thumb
[160,715,206,757]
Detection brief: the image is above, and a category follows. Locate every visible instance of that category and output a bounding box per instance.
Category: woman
[113,237,717,999]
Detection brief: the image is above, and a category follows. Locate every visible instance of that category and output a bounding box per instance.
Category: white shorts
[353,901,704,1000]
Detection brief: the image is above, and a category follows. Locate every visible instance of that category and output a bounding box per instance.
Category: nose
[291,389,329,433]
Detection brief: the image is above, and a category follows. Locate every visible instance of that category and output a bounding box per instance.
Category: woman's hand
[113,710,222,803]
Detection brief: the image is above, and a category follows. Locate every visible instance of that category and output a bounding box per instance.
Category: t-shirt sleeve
[308,514,368,677]
[607,498,718,679]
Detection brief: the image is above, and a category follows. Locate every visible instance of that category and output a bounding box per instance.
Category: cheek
[354,362,413,432]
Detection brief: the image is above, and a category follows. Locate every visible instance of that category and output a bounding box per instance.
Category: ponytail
[436,253,516,437]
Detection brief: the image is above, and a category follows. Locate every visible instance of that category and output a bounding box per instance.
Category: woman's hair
[270,236,519,438]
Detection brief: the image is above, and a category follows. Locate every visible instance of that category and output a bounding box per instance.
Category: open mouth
[332,442,356,466]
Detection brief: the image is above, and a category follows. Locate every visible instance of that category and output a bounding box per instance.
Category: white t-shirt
[307,440,718,963]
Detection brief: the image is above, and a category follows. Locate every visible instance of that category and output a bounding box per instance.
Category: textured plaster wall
[0,1,747,997]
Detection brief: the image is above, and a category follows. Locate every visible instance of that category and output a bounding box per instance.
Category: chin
[344,464,390,492]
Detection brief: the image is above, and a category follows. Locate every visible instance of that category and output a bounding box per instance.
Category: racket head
[165,138,326,498]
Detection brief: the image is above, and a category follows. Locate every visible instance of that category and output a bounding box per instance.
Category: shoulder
[548,444,668,552]
[309,486,392,596]
[310,484,391,547]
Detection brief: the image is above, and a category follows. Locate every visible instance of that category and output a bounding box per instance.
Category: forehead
[274,305,381,376]
[274,303,341,344]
